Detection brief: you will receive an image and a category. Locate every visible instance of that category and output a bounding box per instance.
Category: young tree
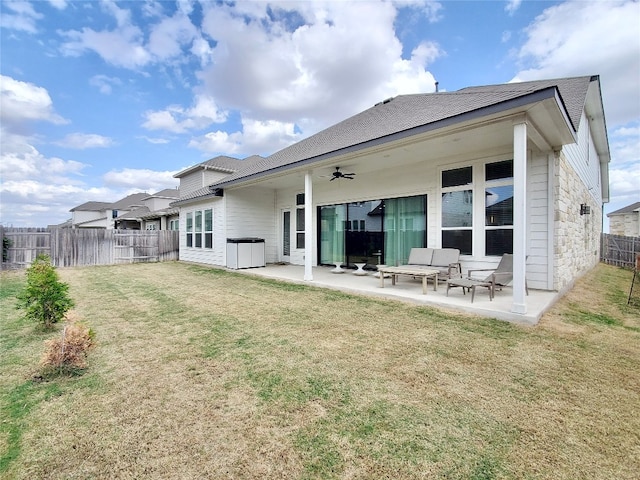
[16,255,74,329]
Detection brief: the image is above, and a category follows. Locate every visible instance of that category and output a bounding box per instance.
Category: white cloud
[513,0,640,127]
[89,74,122,94]
[197,1,441,136]
[512,0,640,215]
[188,117,302,156]
[60,24,151,69]
[0,1,43,33]
[47,0,68,10]
[0,75,68,131]
[0,133,86,182]
[102,168,178,190]
[393,0,442,23]
[608,122,640,203]
[147,10,197,61]
[59,1,201,70]
[142,94,227,133]
[505,0,522,15]
[55,133,115,149]
[0,130,99,227]
[139,135,170,145]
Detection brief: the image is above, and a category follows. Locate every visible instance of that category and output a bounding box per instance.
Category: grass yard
[1,261,639,479]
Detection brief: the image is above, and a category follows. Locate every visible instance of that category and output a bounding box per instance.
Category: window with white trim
[186,209,213,249]
[296,193,305,249]
[441,166,473,254]
[204,209,213,248]
[485,160,513,256]
[186,212,193,247]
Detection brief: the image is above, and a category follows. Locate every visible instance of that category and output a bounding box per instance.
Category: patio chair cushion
[407,248,434,265]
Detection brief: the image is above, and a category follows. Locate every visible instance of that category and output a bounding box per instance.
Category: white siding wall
[560,113,604,205]
[526,151,552,289]
[226,188,277,263]
[179,197,226,266]
[179,172,205,195]
[203,170,232,186]
[143,196,175,211]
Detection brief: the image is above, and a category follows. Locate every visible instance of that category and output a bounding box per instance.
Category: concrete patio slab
[229,264,562,325]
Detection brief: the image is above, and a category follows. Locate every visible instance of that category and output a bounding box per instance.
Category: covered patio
[232,263,561,325]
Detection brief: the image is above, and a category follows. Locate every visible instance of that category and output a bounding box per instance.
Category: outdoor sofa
[397,248,462,280]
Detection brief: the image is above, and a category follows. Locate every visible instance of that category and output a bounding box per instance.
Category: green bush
[2,236,11,262]
[16,255,74,329]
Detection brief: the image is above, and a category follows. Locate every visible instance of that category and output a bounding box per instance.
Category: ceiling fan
[330,166,356,181]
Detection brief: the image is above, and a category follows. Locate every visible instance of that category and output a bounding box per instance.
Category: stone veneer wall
[609,212,640,237]
[553,153,602,290]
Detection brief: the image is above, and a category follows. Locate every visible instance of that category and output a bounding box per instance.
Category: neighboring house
[172,76,610,316]
[70,190,179,230]
[114,189,181,230]
[607,201,640,237]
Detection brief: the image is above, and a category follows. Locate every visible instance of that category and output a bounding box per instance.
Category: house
[113,189,181,230]
[607,201,640,237]
[172,75,610,317]
[70,193,147,229]
[70,190,179,230]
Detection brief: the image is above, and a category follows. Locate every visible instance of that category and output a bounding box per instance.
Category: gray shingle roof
[111,193,149,210]
[145,188,180,199]
[172,155,267,205]
[607,201,640,216]
[70,201,113,212]
[115,206,150,220]
[210,76,595,189]
[174,155,265,178]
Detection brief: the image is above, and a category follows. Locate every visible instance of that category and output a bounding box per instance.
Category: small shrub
[16,254,74,329]
[2,236,12,262]
[41,322,95,375]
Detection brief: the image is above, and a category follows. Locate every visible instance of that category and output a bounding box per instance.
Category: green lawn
[1,261,639,479]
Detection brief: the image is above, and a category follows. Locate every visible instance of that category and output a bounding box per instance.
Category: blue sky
[1,0,638,229]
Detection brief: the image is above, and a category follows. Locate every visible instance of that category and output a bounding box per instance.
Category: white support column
[547,150,558,290]
[512,118,528,314]
[304,171,313,281]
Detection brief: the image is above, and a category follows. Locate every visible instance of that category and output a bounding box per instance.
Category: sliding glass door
[383,195,427,266]
[319,204,346,265]
[318,195,426,269]
[345,200,384,267]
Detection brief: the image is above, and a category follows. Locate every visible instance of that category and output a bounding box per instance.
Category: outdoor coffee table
[377,266,439,294]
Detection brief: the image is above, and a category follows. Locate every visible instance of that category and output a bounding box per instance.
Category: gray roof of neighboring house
[111,193,149,210]
[173,155,264,178]
[137,207,180,220]
[115,207,150,220]
[607,201,640,216]
[172,155,267,205]
[70,201,114,212]
[143,188,180,200]
[208,76,595,189]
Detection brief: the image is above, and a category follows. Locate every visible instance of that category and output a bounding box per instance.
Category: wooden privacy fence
[600,233,640,268]
[1,227,179,269]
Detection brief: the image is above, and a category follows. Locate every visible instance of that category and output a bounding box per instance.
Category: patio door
[345,200,383,268]
[383,195,427,266]
[281,209,291,263]
[318,195,426,268]
[319,204,346,265]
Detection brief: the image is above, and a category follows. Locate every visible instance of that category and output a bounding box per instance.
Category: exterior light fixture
[580,204,591,215]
